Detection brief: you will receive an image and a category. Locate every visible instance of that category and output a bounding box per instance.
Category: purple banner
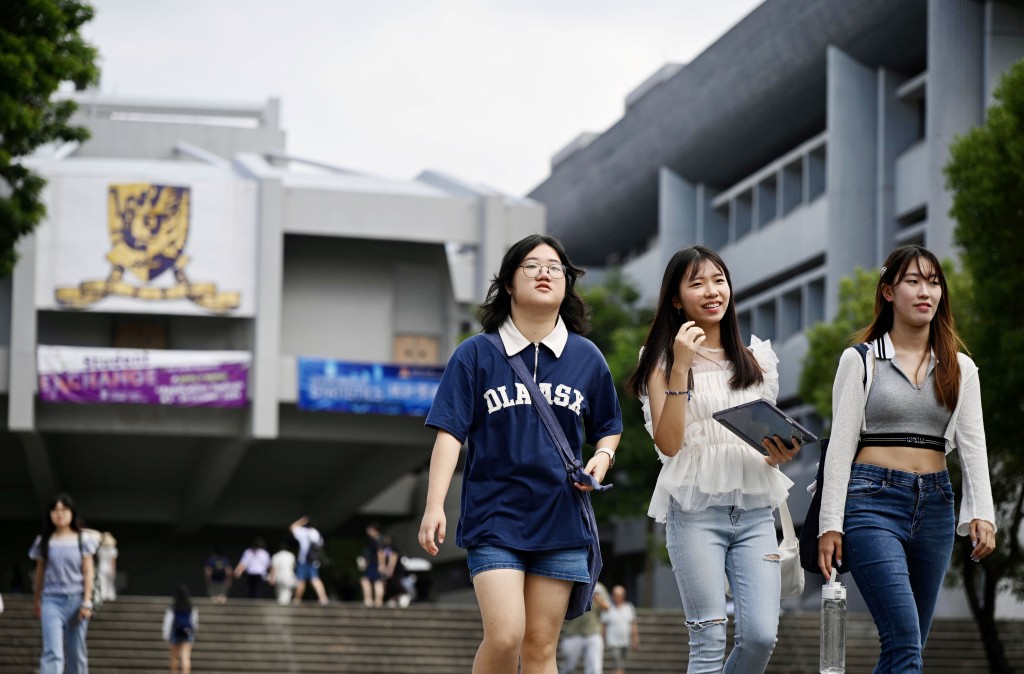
[37,346,250,407]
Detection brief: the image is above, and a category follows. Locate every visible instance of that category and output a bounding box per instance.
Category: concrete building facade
[0,94,541,592]
[530,0,1024,613]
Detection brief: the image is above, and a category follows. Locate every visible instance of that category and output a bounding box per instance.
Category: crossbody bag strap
[778,498,796,542]
[482,332,609,492]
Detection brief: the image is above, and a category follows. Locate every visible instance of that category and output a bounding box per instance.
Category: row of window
[737,277,825,345]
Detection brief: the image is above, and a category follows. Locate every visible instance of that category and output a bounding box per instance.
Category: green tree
[0,0,99,278]
[581,269,662,605]
[946,57,1024,674]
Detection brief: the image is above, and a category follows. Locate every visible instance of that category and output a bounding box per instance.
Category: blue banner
[297,357,444,416]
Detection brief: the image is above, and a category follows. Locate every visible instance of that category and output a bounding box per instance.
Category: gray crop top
[864,356,952,438]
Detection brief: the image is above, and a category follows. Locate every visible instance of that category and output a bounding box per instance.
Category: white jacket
[819,333,996,537]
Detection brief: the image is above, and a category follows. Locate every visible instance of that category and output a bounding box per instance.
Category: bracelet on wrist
[665,389,691,400]
[81,601,94,609]
[595,447,616,467]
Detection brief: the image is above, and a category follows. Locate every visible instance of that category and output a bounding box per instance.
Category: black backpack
[172,608,194,640]
[798,343,869,575]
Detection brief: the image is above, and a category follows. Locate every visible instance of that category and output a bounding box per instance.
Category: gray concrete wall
[279,236,450,363]
[73,118,286,163]
[0,275,11,393]
[927,0,985,261]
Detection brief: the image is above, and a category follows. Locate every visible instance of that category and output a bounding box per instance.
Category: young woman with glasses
[29,493,98,674]
[817,245,996,672]
[419,234,622,674]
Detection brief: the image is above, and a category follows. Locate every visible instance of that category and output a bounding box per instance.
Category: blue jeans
[40,593,89,674]
[666,501,780,674]
[844,463,955,673]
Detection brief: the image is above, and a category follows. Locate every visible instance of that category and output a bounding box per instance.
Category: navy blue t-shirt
[426,332,622,551]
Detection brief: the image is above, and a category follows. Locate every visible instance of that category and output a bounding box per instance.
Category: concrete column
[477,195,507,300]
[8,233,38,431]
[658,167,697,270]
[251,177,284,438]
[826,47,878,319]
[927,0,984,261]
[875,69,918,261]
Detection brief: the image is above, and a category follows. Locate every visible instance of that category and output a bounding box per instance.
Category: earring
[676,307,682,318]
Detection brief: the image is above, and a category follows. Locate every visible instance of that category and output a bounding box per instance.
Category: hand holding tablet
[712,399,817,456]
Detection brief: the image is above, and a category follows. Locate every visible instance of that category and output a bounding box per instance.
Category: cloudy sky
[82,0,763,196]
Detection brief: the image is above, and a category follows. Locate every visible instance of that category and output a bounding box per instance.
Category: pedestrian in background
[419,234,622,674]
[234,537,271,599]
[560,582,610,674]
[203,548,232,603]
[268,540,297,606]
[29,492,98,674]
[96,532,118,603]
[601,585,639,674]
[358,523,385,608]
[290,516,329,605]
[163,584,198,674]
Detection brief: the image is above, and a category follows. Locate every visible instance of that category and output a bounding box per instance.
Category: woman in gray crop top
[817,245,996,673]
[28,493,98,674]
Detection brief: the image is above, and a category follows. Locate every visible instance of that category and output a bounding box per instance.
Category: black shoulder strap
[853,343,869,387]
[481,332,610,492]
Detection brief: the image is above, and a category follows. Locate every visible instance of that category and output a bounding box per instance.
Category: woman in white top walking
[627,246,800,674]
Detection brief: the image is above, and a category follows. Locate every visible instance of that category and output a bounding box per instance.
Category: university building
[0,93,541,593]
[530,0,1024,612]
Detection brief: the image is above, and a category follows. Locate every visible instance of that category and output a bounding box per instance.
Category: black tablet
[712,399,817,455]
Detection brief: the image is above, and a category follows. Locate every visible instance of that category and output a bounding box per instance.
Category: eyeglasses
[50,506,71,514]
[519,263,566,279]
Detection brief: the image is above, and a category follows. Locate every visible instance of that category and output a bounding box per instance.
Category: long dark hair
[478,234,590,334]
[627,246,763,397]
[173,584,192,612]
[38,492,83,563]
[855,244,963,410]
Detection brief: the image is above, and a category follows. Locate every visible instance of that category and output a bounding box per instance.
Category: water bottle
[820,568,847,674]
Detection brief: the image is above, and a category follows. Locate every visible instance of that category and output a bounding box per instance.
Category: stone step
[2,595,1023,672]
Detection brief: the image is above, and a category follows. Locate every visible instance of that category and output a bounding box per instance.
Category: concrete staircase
[2,594,1024,672]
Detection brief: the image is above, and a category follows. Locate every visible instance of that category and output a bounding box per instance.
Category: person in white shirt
[234,538,271,599]
[289,516,329,605]
[628,246,801,674]
[267,541,297,605]
[601,585,638,674]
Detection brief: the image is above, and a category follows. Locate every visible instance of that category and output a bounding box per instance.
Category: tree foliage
[581,269,658,522]
[946,58,1024,673]
[0,0,99,278]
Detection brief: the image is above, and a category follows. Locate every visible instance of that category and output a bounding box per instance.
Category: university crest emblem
[55,183,240,313]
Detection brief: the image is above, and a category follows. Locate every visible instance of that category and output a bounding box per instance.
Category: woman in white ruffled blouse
[627,246,801,674]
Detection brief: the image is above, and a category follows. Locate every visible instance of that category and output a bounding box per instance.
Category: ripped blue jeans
[666,501,780,674]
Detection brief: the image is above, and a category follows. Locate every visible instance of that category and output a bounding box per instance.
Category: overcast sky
[82,0,763,196]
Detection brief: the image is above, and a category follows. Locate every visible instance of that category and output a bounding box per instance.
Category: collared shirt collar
[497,316,568,358]
[873,331,938,363]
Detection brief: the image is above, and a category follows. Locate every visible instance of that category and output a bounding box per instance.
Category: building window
[754,300,776,342]
[807,146,827,202]
[756,176,777,230]
[781,160,803,216]
[807,278,825,327]
[780,288,803,341]
[738,309,752,345]
[733,189,753,240]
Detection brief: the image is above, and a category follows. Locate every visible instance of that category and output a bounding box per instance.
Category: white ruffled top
[642,336,794,523]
